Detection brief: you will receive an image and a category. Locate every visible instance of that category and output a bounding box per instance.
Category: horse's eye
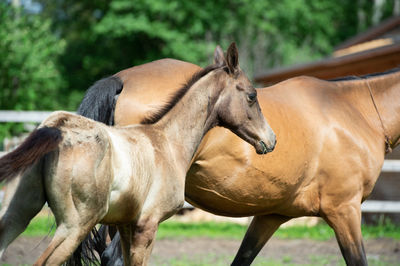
[247,92,257,103]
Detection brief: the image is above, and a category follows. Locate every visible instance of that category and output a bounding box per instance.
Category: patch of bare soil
[1,236,399,265]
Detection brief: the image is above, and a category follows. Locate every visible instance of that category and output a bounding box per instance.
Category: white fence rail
[0,111,54,123]
[0,111,399,213]
[361,200,400,213]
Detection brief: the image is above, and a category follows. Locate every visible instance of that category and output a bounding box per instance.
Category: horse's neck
[368,71,400,149]
[154,77,217,171]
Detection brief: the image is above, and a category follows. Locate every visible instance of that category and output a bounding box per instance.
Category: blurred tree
[0,2,66,140]
[35,0,395,88]
[1,0,398,144]
[35,0,110,102]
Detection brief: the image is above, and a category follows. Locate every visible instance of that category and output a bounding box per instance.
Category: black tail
[0,127,62,182]
[64,227,107,266]
[77,76,123,125]
[100,228,124,266]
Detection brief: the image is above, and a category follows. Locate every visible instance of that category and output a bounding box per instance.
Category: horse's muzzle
[258,140,275,154]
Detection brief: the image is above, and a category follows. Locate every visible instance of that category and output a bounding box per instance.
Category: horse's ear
[213,45,225,66]
[226,42,239,74]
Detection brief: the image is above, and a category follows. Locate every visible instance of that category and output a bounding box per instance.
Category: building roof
[335,16,400,50]
[255,16,400,86]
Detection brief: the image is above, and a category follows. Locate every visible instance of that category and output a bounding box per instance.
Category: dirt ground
[1,236,399,265]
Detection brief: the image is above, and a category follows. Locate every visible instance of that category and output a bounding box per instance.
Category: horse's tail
[0,127,62,182]
[77,76,123,125]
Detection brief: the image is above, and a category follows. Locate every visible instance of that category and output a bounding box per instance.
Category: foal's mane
[141,64,221,124]
[329,67,400,82]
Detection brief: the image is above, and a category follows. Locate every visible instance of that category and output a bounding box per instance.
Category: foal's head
[211,43,276,154]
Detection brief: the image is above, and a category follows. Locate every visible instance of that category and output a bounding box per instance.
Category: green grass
[156,220,400,241]
[22,215,55,237]
[23,215,400,241]
[157,221,247,240]
[361,221,400,239]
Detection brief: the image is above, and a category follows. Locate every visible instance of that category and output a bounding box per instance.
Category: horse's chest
[104,134,158,222]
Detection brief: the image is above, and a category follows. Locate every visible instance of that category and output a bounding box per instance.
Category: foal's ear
[213,45,225,66]
[226,42,239,74]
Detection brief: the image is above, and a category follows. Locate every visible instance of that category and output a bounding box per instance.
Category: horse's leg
[34,224,68,265]
[231,214,290,266]
[322,202,367,266]
[118,218,158,266]
[0,164,46,258]
[131,218,158,266]
[35,220,98,265]
[117,224,133,266]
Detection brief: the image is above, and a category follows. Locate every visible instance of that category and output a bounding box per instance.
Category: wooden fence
[1,110,400,213]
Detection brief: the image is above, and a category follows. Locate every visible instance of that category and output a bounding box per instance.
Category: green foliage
[0,3,65,110]
[34,0,398,90]
[85,0,358,76]
[0,2,66,140]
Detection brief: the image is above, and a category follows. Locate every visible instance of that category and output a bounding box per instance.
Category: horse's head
[211,43,276,154]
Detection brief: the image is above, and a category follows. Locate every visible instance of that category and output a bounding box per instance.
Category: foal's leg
[117,224,132,265]
[231,214,290,266]
[321,202,367,266]
[0,164,46,258]
[35,220,99,265]
[118,218,159,266]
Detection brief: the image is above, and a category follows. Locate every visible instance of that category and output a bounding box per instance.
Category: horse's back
[42,111,100,130]
[114,59,201,125]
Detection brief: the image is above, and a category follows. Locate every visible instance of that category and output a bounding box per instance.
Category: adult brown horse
[76,47,399,265]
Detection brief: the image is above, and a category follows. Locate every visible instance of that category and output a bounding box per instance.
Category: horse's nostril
[260,139,276,154]
[260,141,268,154]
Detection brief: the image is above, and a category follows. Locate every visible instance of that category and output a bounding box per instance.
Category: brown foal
[0,43,275,265]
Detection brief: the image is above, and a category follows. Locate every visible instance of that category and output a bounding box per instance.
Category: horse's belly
[185,179,319,217]
[101,190,142,224]
[101,172,147,224]
[184,151,316,217]
[185,170,290,217]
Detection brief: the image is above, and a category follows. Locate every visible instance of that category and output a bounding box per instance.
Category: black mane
[330,67,400,82]
[141,64,221,124]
